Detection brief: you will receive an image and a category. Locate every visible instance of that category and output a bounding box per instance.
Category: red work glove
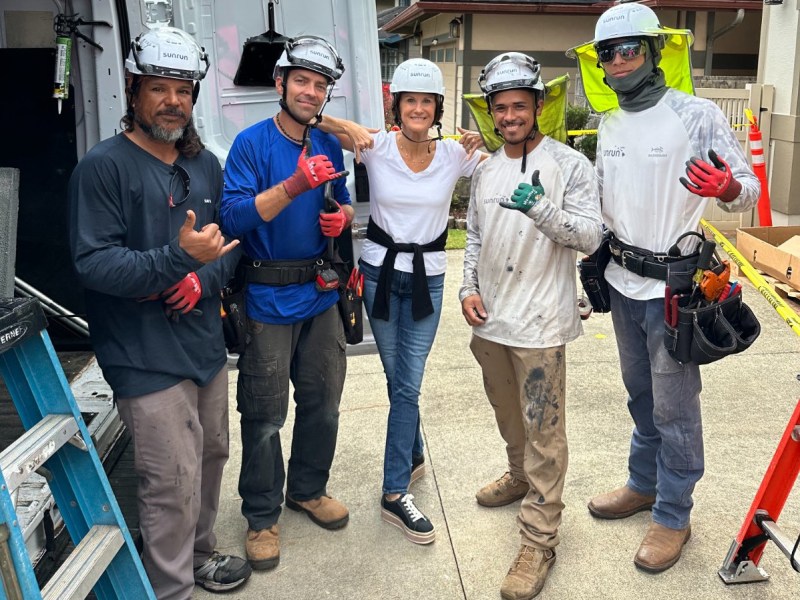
[283,145,347,199]
[679,148,742,203]
[162,272,202,314]
[319,201,348,237]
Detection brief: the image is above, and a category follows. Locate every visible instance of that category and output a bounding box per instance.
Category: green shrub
[566,104,597,163]
[566,104,591,131]
[575,133,597,162]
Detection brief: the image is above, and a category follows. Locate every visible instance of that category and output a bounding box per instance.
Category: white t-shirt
[359,130,480,275]
[597,88,760,300]
[460,136,603,348]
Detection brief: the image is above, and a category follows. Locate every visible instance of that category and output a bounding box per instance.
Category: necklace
[396,129,435,166]
[398,140,434,166]
[275,113,304,144]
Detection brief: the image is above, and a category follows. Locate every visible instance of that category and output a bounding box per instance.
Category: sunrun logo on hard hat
[409,71,432,78]
[309,48,332,62]
[163,52,189,61]
[495,66,523,78]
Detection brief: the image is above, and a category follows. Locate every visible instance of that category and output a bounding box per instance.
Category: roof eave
[383,1,763,33]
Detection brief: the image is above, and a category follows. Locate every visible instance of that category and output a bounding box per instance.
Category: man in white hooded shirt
[582,2,759,575]
[460,52,602,600]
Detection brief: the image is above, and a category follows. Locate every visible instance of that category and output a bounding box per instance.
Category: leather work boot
[500,545,556,600]
[286,495,350,530]
[588,486,656,519]
[634,522,691,573]
[476,472,529,507]
[245,525,280,570]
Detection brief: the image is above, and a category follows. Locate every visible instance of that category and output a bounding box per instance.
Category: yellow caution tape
[700,219,800,337]
[444,129,598,142]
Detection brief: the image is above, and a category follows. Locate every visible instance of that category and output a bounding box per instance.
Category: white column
[759,0,800,223]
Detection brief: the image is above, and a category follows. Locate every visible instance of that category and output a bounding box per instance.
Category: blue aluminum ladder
[0,298,154,600]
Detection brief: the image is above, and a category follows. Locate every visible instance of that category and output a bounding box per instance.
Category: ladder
[718,396,800,584]
[0,298,155,599]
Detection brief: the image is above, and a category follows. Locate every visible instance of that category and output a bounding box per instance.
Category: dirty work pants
[117,367,229,600]
[237,304,346,531]
[470,335,567,549]
[359,259,445,495]
[609,286,703,530]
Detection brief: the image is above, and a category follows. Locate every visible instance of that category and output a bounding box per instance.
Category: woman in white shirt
[343,58,484,544]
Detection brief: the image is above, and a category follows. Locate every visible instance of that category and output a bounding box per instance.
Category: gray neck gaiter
[605,59,668,112]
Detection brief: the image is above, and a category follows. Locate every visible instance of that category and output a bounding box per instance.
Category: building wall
[394,8,761,134]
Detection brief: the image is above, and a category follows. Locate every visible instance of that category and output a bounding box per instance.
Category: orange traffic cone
[746,108,772,226]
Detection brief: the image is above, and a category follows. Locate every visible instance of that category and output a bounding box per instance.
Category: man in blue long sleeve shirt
[219,36,353,571]
[69,28,249,599]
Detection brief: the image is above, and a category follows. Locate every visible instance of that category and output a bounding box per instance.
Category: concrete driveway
[199,249,800,600]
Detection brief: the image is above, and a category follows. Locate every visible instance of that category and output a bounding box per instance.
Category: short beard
[134,113,186,143]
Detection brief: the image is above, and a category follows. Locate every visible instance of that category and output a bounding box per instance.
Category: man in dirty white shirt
[459,51,602,600]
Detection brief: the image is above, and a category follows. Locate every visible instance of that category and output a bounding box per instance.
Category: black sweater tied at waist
[366,217,448,321]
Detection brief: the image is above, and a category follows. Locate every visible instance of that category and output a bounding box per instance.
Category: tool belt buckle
[652,253,669,263]
[620,250,635,271]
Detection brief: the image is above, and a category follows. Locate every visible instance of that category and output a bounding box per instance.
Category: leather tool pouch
[221,262,247,355]
[664,292,761,365]
[330,249,363,345]
[578,232,612,313]
[662,233,760,365]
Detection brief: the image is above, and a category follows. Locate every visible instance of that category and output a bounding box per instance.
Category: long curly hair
[121,76,205,158]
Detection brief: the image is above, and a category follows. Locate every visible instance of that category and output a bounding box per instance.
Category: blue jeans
[609,286,703,530]
[359,260,444,495]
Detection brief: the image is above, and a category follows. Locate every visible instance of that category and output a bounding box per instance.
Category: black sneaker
[194,551,252,592]
[410,453,426,485]
[381,493,435,545]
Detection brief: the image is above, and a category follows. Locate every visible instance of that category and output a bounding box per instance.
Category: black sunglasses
[596,40,646,64]
[168,164,191,208]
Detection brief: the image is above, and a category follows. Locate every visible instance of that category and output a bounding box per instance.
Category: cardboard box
[736,226,800,292]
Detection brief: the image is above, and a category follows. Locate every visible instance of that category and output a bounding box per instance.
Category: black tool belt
[608,237,693,281]
[243,257,327,286]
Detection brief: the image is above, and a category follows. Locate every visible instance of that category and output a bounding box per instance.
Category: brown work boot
[286,494,349,530]
[476,472,529,507]
[245,525,279,570]
[588,486,655,519]
[634,522,691,573]
[500,545,556,600]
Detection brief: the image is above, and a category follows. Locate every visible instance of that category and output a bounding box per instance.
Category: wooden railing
[696,84,774,229]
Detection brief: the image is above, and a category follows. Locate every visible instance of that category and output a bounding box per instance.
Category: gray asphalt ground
[198,249,800,600]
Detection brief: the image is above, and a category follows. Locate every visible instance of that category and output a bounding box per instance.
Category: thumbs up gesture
[178,210,239,263]
[500,170,546,214]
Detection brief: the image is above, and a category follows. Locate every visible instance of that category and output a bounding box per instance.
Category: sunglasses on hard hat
[596,40,646,64]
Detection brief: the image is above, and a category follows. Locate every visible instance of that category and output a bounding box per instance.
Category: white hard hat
[593,2,671,46]
[273,35,344,83]
[125,27,209,81]
[389,59,445,96]
[478,52,545,97]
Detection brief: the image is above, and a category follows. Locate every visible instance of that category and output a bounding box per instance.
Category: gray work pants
[117,367,229,600]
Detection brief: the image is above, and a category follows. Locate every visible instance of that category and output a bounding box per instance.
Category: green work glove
[500,170,545,213]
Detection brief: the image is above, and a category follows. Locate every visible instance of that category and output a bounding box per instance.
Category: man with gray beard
[69,27,250,599]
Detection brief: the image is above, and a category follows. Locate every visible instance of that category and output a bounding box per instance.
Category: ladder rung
[41,524,124,600]
[0,414,78,495]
